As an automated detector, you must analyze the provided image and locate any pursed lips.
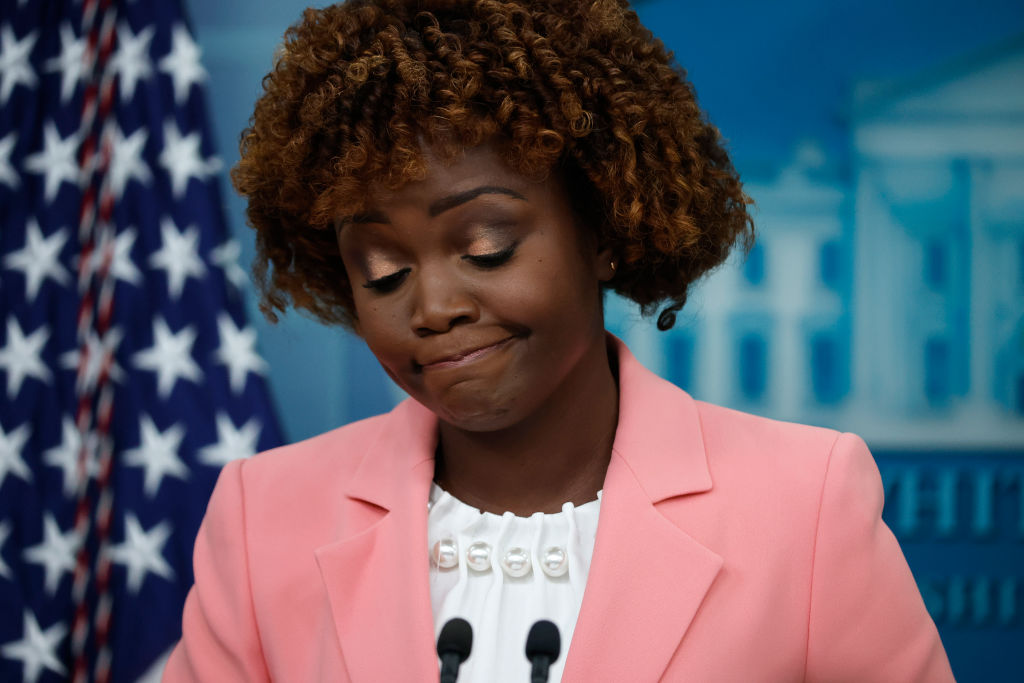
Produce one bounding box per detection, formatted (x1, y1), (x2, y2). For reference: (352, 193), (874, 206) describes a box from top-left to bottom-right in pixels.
(416, 335), (518, 371)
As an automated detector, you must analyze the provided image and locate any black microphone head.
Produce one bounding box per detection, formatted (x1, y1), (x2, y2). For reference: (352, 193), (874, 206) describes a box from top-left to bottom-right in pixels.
(437, 617), (473, 662)
(525, 620), (561, 662)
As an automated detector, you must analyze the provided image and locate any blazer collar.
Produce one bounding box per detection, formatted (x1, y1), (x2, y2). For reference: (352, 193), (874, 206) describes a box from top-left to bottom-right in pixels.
(314, 399), (439, 681)
(344, 396), (438, 510)
(606, 334), (712, 501)
(315, 334), (719, 681)
(562, 336), (721, 681)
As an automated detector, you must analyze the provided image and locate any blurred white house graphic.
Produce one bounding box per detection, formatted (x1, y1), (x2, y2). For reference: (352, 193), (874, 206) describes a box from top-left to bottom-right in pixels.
(608, 34), (1024, 449)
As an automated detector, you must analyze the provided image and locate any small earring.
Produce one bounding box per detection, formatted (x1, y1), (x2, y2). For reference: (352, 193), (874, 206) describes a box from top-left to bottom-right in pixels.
(609, 261), (617, 272)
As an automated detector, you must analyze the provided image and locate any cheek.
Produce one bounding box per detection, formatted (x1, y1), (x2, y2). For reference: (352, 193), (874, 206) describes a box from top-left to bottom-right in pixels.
(353, 303), (406, 360)
(526, 246), (602, 312)
(479, 264), (600, 342)
(482, 262), (565, 320)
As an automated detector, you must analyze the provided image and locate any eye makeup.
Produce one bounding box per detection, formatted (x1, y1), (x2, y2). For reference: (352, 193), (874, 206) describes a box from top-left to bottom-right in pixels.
(456, 216), (521, 268)
(362, 267), (410, 292)
(464, 227), (511, 254)
(349, 216), (524, 293)
(462, 241), (518, 267)
(362, 251), (405, 282)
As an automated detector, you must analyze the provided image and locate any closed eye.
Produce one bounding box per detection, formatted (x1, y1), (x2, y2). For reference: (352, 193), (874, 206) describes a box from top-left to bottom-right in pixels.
(462, 242), (517, 268)
(362, 267), (411, 292)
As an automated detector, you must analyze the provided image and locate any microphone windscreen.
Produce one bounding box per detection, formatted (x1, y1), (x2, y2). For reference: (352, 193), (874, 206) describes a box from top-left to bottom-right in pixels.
(525, 620), (561, 661)
(437, 618), (473, 661)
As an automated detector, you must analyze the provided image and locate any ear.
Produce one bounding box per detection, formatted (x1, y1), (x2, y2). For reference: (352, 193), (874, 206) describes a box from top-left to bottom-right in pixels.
(594, 244), (616, 283)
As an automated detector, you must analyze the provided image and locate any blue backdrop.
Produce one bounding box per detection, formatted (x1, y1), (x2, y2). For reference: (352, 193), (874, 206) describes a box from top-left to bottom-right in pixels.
(186, 1), (1024, 680)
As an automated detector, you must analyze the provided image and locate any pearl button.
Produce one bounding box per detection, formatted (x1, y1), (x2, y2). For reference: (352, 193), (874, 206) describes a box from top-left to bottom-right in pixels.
(501, 546), (531, 578)
(466, 541), (492, 571)
(432, 537), (459, 569)
(540, 546), (568, 578)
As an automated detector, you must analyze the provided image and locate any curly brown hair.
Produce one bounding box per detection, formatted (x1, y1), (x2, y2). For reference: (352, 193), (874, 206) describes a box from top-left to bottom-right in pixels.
(232, 0), (753, 330)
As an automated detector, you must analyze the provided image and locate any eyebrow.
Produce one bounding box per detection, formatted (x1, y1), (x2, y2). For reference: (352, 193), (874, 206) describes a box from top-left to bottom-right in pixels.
(340, 185), (528, 227)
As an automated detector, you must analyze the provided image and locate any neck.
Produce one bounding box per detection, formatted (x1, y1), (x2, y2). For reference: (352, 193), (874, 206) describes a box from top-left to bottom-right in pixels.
(434, 335), (618, 516)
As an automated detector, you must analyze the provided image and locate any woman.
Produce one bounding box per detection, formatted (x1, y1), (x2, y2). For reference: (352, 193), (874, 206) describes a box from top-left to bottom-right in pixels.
(165, 1), (954, 681)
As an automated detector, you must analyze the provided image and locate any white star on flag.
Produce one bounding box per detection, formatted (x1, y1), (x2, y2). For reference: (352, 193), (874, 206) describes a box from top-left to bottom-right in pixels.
(158, 23), (207, 105)
(133, 318), (203, 398)
(22, 514), (80, 596)
(59, 327), (125, 394)
(0, 131), (18, 189)
(158, 119), (220, 197)
(108, 124), (152, 199)
(44, 22), (87, 104)
(215, 313), (267, 394)
(81, 225), (142, 287)
(149, 217), (206, 298)
(43, 417), (99, 498)
(2, 220), (70, 301)
(107, 514), (174, 594)
(109, 22), (154, 102)
(22, 121), (80, 202)
(198, 413), (261, 467)
(0, 611), (67, 683)
(0, 422), (32, 488)
(211, 239), (247, 290)
(0, 317), (51, 399)
(0, 25), (37, 104)
(124, 416), (189, 497)
(0, 520), (13, 579)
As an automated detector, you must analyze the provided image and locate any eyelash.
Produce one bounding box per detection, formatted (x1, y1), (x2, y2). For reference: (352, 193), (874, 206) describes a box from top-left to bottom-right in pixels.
(361, 243), (518, 293)
(462, 242), (517, 268)
(362, 268), (410, 292)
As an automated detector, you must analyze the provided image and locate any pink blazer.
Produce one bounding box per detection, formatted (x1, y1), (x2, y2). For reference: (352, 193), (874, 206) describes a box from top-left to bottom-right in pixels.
(164, 339), (954, 682)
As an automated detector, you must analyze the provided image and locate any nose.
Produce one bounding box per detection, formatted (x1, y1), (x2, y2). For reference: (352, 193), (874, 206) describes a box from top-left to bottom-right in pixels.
(409, 265), (478, 335)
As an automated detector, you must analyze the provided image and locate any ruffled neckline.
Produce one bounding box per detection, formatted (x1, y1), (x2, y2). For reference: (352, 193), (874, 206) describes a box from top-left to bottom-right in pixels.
(428, 482), (603, 519)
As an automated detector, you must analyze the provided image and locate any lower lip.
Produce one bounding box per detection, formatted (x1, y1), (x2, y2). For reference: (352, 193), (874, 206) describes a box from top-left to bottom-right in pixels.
(422, 337), (517, 372)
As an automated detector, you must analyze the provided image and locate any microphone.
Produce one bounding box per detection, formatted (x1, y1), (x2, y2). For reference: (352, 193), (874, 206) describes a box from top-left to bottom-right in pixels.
(437, 617), (473, 683)
(525, 620), (561, 683)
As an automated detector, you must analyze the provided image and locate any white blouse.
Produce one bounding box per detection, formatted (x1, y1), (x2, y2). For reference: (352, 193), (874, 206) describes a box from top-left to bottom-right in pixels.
(427, 483), (602, 683)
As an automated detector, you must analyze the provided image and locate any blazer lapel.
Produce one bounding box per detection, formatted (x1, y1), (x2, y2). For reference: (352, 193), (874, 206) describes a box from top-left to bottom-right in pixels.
(314, 400), (441, 682)
(562, 338), (723, 681)
(561, 451), (723, 681)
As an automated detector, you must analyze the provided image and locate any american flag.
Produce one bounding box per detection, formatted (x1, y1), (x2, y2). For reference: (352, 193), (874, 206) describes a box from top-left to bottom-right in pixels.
(0, 1), (284, 681)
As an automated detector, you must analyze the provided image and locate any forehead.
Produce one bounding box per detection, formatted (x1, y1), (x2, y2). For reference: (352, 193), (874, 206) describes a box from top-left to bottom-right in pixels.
(366, 143), (536, 209)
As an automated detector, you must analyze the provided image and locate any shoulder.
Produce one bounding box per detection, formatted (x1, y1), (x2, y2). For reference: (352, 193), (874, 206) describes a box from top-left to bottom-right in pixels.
(195, 408), (403, 577)
(222, 410), (393, 508)
(690, 399), (876, 508)
(613, 337), (867, 506)
(674, 399), (888, 582)
(250, 410), (389, 474)
(693, 399), (843, 464)
(614, 336), (853, 486)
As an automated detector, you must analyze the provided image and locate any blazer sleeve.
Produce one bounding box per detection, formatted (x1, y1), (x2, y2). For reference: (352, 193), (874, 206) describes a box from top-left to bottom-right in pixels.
(804, 433), (955, 682)
(163, 459), (270, 682)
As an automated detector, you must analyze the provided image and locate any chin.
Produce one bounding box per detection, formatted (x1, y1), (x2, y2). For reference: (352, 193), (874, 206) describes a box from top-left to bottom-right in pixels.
(398, 368), (520, 431)
(428, 385), (526, 433)
(434, 400), (517, 433)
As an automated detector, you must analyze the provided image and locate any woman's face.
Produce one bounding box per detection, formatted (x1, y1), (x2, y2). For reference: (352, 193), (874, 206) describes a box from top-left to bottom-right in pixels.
(336, 142), (613, 432)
